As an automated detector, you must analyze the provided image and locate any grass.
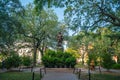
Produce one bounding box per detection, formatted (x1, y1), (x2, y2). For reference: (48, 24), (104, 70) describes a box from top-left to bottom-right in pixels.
(92, 73), (120, 80)
(0, 72), (41, 80)
(75, 63), (88, 68)
(75, 63), (120, 80)
(80, 72), (120, 80)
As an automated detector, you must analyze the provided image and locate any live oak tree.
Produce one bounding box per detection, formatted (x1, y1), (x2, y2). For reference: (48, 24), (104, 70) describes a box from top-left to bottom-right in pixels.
(64, 0), (120, 30)
(34, 0), (120, 31)
(20, 4), (58, 66)
(34, 0), (120, 71)
(0, 0), (23, 54)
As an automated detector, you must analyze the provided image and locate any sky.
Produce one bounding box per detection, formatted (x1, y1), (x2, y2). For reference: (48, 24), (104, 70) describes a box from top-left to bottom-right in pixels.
(20, 0), (64, 21)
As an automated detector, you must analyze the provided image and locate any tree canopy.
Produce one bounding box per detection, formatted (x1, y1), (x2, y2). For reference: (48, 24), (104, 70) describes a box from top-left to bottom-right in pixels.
(34, 0), (120, 32)
(19, 4), (59, 66)
(0, 0), (23, 54)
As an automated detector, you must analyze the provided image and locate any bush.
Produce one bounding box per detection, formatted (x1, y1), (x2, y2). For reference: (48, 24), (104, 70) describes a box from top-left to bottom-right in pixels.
(42, 55), (49, 67)
(112, 64), (120, 69)
(21, 56), (32, 66)
(42, 50), (76, 68)
(102, 53), (114, 70)
(65, 57), (76, 68)
(4, 53), (21, 69)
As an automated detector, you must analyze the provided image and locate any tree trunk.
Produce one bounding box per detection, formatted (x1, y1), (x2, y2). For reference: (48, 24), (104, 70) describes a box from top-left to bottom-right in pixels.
(33, 46), (37, 67)
(81, 46), (85, 65)
(81, 54), (85, 65)
(33, 38), (37, 67)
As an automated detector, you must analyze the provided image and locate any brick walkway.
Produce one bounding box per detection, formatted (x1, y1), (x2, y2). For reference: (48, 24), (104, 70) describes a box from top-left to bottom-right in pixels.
(41, 68), (78, 80)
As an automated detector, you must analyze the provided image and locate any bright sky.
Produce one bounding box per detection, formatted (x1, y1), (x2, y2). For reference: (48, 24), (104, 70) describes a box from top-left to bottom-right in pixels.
(20, 0), (64, 21)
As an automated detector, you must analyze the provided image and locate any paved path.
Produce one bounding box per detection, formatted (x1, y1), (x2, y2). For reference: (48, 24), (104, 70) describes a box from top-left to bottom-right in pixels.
(41, 68), (78, 80)
(1, 67), (120, 80)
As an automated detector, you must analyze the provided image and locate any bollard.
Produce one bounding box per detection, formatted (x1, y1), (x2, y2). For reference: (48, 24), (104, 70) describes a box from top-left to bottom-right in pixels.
(32, 72), (34, 80)
(31, 66), (33, 72)
(88, 66), (91, 80)
(44, 67), (46, 74)
(40, 68), (42, 78)
(73, 67), (75, 73)
(78, 69), (81, 79)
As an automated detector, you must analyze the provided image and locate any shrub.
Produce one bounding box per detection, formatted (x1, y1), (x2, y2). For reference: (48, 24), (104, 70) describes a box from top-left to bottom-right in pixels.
(4, 53), (21, 69)
(102, 53), (114, 70)
(65, 57), (76, 68)
(42, 50), (76, 68)
(21, 56), (32, 67)
(42, 55), (50, 67)
(112, 64), (120, 69)
(63, 52), (72, 58)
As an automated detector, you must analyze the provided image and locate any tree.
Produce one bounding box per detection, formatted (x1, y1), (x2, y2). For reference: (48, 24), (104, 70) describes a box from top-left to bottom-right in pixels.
(105, 30), (120, 63)
(68, 31), (95, 65)
(64, 0), (120, 29)
(20, 4), (58, 66)
(34, 0), (120, 31)
(34, 0), (120, 68)
(0, 0), (23, 54)
(87, 27), (115, 73)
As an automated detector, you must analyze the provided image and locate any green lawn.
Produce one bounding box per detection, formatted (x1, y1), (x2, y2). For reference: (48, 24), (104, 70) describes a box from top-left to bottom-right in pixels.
(0, 72), (41, 80)
(92, 73), (120, 80)
(80, 73), (120, 80)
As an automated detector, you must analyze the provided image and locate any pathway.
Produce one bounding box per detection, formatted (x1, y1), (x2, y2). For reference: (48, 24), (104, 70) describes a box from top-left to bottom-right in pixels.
(41, 68), (78, 80)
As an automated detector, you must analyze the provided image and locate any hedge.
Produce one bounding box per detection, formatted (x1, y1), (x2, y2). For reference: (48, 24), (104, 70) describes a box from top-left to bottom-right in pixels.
(42, 50), (76, 68)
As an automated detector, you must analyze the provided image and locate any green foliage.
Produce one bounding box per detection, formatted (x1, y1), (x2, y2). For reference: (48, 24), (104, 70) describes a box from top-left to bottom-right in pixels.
(19, 4), (59, 66)
(4, 53), (21, 69)
(34, 0), (120, 31)
(65, 57), (76, 67)
(102, 53), (114, 70)
(0, 0), (23, 53)
(65, 48), (79, 58)
(21, 56), (32, 66)
(41, 55), (49, 67)
(112, 64), (120, 69)
(42, 50), (76, 68)
(87, 52), (98, 66)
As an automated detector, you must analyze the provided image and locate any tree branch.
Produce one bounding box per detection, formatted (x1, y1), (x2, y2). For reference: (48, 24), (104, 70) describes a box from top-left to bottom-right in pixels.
(97, 4), (120, 26)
